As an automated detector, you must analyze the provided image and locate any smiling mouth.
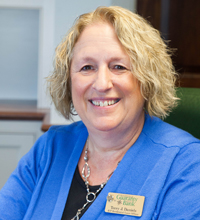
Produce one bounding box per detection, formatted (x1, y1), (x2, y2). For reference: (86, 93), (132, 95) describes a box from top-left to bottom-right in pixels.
(90, 99), (120, 107)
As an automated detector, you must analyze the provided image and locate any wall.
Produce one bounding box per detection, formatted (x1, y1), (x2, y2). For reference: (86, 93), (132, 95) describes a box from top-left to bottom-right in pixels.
(51, 0), (137, 124)
(0, 8), (39, 100)
(0, 0), (55, 108)
(111, 0), (136, 10)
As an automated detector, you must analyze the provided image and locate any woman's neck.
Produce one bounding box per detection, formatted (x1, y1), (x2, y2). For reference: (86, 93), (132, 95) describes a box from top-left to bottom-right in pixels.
(78, 111), (145, 185)
(88, 111), (145, 154)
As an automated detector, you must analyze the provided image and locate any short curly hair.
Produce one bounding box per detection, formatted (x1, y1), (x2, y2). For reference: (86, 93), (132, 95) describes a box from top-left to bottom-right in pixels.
(47, 6), (178, 120)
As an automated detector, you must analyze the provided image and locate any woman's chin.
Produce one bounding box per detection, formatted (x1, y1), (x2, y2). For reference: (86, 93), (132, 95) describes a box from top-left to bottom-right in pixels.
(87, 119), (120, 133)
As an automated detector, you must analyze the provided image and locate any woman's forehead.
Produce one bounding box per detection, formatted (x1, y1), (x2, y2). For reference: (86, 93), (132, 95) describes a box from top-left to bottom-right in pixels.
(72, 23), (128, 59)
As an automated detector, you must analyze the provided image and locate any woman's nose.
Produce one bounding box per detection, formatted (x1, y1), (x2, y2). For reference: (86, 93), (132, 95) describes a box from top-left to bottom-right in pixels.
(92, 67), (113, 92)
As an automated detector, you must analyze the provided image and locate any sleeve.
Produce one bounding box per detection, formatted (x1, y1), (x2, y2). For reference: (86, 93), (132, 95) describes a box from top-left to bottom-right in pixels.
(0, 132), (48, 220)
(153, 142), (200, 220)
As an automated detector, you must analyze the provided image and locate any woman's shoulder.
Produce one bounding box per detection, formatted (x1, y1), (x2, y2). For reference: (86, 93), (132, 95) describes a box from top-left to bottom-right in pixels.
(26, 121), (88, 165)
(31, 121), (86, 150)
(142, 114), (200, 150)
(41, 121), (86, 142)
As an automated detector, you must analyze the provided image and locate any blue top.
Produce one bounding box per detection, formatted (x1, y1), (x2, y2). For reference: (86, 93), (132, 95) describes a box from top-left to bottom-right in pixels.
(0, 114), (200, 220)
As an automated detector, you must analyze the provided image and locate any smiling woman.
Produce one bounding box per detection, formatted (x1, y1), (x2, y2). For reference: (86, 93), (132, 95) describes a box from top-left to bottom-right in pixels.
(70, 22), (144, 135)
(0, 5), (200, 220)
(49, 6), (178, 120)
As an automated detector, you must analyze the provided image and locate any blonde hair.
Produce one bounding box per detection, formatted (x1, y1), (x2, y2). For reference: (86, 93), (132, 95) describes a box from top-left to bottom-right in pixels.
(47, 6), (178, 120)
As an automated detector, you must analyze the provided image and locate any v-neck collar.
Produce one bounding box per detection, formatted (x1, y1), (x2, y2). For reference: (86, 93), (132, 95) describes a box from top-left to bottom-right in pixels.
(51, 115), (180, 220)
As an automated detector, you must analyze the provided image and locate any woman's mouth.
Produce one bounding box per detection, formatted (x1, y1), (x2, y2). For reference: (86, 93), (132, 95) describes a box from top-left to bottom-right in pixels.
(90, 99), (120, 107)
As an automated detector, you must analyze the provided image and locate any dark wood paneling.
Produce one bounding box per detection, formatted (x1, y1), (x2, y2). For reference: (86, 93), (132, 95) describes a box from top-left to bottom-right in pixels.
(168, 0), (200, 67)
(137, 0), (200, 88)
(177, 73), (200, 88)
(137, 0), (161, 30)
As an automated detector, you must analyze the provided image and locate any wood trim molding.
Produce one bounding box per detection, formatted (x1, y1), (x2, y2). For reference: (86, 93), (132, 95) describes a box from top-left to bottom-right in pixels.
(0, 100), (51, 132)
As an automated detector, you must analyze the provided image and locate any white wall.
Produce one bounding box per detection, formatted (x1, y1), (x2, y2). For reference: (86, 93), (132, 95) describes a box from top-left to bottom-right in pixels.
(111, 0), (136, 10)
(0, 8), (39, 100)
(54, 0), (113, 47)
(0, 0), (55, 108)
(50, 0), (137, 124)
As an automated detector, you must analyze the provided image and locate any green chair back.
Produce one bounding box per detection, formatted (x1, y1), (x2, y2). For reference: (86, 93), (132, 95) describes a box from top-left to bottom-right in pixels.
(164, 88), (200, 139)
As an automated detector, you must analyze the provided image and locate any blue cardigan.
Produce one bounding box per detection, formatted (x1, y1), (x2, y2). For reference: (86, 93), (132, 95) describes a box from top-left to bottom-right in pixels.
(0, 114), (200, 220)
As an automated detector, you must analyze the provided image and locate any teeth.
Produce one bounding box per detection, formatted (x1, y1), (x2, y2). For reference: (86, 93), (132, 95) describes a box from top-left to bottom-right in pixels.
(91, 100), (118, 106)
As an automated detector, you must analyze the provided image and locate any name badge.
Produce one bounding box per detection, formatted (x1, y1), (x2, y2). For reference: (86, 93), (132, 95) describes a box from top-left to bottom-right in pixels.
(105, 192), (145, 217)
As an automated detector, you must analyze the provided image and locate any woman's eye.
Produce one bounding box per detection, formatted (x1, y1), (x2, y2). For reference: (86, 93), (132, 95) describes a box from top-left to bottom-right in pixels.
(80, 65), (94, 71)
(114, 65), (126, 70)
(111, 65), (128, 73)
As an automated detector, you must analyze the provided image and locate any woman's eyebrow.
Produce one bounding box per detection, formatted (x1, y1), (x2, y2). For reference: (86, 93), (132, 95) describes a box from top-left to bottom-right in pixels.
(80, 56), (127, 62)
(74, 56), (96, 63)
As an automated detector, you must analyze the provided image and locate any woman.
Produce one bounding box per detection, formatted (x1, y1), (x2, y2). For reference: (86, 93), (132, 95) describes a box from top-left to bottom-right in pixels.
(0, 6), (200, 220)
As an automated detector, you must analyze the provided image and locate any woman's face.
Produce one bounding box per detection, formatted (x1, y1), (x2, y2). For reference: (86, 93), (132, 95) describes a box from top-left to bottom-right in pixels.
(70, 22), (145, 134)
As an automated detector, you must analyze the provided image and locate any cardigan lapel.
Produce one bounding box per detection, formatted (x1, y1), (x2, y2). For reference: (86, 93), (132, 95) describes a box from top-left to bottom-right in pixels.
(51, 126), (88, 220)
(81, 131), (179, 220)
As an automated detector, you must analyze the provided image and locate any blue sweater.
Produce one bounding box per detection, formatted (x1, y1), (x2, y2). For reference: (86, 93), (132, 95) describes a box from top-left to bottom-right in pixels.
(0, 114), (200, 220)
